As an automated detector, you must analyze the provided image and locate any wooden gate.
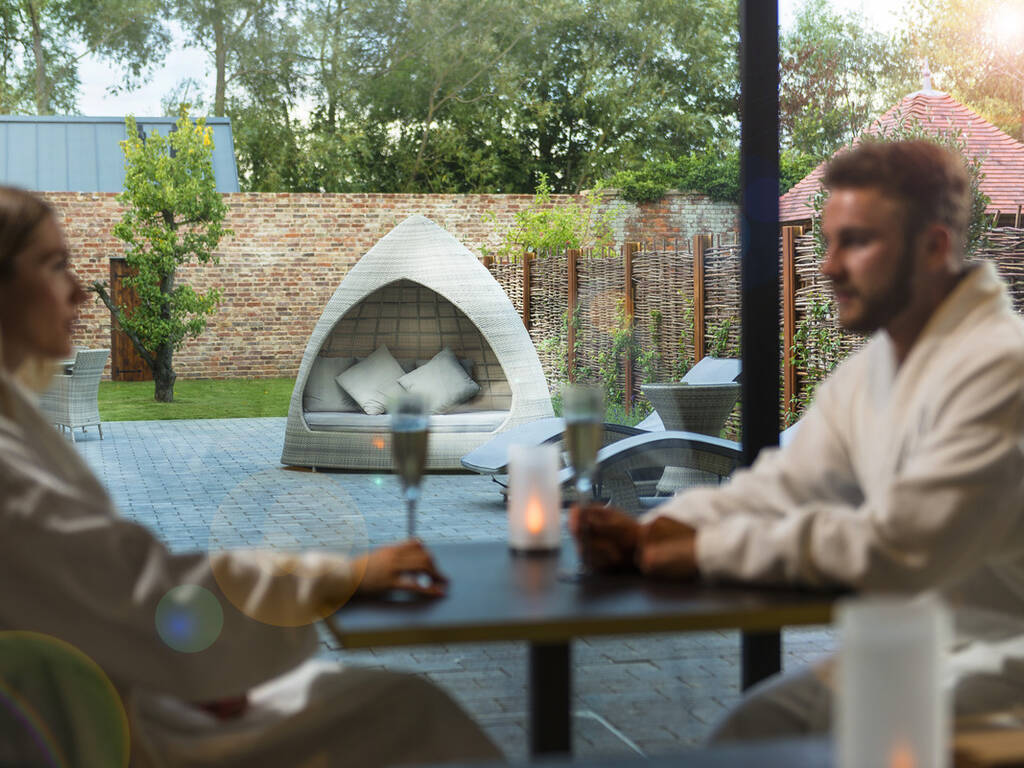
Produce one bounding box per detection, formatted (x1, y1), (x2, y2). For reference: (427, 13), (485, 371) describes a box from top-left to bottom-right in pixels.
(109, 257), (152, 382)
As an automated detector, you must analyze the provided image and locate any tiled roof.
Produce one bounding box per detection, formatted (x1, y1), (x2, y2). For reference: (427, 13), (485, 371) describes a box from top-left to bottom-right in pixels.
(779, 90), (1024, 223)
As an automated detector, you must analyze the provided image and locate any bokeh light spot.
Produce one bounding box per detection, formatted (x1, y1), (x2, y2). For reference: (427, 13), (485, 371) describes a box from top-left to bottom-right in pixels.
(155, 585), (224, 653)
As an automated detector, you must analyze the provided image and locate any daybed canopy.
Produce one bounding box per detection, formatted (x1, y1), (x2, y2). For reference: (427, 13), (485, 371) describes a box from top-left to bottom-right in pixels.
(281, 214), (553, 470)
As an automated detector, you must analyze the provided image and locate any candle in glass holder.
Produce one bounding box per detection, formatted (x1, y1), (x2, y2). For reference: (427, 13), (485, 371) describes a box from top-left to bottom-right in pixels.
(507, 443), (560, 553)
(836, 595), (950, 768)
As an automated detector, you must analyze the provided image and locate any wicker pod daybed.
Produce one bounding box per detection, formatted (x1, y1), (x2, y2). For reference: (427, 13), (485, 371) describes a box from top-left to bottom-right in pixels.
(281, 214), (553, 471)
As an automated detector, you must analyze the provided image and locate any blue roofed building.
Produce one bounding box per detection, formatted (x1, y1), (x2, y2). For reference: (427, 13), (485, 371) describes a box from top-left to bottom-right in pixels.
(0, 115), (240, 193)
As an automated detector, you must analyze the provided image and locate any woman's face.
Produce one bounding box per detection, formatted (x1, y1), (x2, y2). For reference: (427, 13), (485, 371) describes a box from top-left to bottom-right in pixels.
(0, 216), (86, 369)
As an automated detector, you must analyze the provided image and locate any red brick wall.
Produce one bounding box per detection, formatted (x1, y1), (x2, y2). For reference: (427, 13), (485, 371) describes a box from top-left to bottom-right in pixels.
(49, 191), (737, 380)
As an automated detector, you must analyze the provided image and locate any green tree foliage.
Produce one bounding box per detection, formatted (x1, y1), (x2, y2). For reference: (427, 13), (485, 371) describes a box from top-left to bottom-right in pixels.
(0, 0), (167, 114)
(232, 0), (740, 193)
(902, 0), (1024, 141)
(90, 108), (232, 403)
(608, 147), (818, 203)
(780, 0), (917, 158)
(483, 174), (619, 259)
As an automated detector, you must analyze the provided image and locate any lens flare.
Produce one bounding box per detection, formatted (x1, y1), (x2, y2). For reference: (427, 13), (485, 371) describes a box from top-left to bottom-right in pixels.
(155, 585), (224, 653)
(0, 632), (129, 767)
(208, 470), (368, 627)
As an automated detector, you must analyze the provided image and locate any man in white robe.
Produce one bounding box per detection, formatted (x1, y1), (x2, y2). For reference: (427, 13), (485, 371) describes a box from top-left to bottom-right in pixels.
(574, 139), (1024, 738)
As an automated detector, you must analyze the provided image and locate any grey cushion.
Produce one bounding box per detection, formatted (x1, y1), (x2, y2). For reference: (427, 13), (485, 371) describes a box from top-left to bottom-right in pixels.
(303, 356), (357, 412)
(399, 348), (481, 413)
(336, 345), (406, 415)
(417, 357), (473, 377)
(304, 410), (509, 434)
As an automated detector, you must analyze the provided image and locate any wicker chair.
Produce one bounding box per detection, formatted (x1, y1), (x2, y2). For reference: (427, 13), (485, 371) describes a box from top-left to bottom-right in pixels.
(39, 349), (109, 442)
(281, 215), (553, 471)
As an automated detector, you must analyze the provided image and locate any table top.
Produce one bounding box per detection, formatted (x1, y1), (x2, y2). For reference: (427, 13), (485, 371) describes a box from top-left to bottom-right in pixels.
(440, 738), (830, 767)
(328, 540), (838, 648)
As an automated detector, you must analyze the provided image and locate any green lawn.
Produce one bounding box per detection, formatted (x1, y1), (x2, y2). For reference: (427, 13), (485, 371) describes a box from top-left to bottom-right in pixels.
(98, 378), (295, 421)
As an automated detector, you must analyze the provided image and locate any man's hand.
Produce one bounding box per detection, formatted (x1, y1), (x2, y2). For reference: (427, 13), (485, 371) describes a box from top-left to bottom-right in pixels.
(570, 503), (640, 572)
(353, 539), (449, 597)
(636, 516), (699, 580)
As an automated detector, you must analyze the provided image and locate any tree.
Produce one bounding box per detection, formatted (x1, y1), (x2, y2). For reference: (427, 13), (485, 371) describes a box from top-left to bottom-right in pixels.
(0, 0), (167, 114)
(902, 0), (1024, 141)
(90, 108), (232, 403)
(781, 0), (917, 159)
(287, 0), (740, 194)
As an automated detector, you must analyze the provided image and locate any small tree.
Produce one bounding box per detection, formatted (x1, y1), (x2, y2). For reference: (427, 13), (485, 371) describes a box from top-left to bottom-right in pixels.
(91, 107), (231, 402)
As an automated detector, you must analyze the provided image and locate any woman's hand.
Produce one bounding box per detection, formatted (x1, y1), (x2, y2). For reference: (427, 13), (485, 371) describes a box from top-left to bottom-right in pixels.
(353, 540), (449, 597)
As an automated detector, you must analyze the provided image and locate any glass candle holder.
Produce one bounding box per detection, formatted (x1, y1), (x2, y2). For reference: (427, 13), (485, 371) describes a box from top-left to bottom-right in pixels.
(836, 595), (951, 768)
(507, 443), (560, 553)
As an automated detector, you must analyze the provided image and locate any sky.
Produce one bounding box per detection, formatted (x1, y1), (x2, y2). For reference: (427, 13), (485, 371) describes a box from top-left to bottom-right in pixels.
(76, 0), (905, 117)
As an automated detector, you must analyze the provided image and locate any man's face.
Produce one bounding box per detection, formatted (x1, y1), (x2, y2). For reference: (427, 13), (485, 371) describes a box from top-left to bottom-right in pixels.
(820, 187), (915, 334)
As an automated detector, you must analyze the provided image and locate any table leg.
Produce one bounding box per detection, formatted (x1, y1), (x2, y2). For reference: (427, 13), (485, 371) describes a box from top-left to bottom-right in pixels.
(529, 641), (571, 756)
(741, 630), (782, 690)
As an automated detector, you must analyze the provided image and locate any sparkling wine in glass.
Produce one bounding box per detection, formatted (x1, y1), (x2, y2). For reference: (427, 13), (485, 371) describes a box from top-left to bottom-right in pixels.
(391, 392), (429, 539)
(561, 383), (604, 580)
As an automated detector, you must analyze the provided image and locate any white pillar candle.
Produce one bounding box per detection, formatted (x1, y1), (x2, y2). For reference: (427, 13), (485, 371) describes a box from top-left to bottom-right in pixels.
(507, 443), (560, 552)
(836, 595), (950, 768)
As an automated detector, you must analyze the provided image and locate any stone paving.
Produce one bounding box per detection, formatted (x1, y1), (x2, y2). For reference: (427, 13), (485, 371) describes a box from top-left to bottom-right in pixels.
(72, 417), (836, 762)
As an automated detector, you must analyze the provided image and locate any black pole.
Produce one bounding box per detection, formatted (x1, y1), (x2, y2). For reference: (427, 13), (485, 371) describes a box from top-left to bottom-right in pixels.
(739, 0), (780, 466)
(739, 0), (782, 689)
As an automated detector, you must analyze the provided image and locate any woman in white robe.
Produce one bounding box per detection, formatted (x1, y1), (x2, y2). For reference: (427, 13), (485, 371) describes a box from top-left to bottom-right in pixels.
(0, 186), (501, 767)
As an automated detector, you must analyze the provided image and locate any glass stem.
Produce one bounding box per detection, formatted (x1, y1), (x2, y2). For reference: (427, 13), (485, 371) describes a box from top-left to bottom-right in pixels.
(406, 493), (418, 539)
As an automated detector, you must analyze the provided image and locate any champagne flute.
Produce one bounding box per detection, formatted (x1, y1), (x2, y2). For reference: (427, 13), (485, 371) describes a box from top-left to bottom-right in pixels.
(390, 392), (430, 539)
(561, 383), (604, 580)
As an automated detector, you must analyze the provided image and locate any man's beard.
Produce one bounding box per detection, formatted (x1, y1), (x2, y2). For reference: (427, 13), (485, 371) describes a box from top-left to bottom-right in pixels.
(835, 244), (915, 335)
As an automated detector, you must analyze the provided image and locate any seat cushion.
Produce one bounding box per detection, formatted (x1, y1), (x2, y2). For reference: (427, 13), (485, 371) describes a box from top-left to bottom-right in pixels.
(304, 410), (509, 434)
(303, 356), (358, 412)
(336, 346), (406, 415)
(399, 348), (480, 413)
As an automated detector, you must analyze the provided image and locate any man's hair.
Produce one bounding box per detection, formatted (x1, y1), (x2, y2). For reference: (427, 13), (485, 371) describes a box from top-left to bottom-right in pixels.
(822, 139), (971, 254)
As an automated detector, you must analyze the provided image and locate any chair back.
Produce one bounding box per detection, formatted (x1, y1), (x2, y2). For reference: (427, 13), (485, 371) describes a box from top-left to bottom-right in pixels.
(71, 349), (110, 384)
(681, 357), (741, 385)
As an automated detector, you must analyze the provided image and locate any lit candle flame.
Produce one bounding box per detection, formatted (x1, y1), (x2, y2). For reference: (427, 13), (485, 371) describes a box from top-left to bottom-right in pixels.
(888, 740), (916, 768)
(526, 497), (545, 535)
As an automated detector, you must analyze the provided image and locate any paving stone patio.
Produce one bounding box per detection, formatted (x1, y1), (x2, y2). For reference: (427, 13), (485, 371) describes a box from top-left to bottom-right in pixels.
(72, 417), (836, 762)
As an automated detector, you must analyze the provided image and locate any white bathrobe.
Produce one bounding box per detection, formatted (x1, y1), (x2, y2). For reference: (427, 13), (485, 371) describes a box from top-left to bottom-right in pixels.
(0, 374), (498, 767)
(650, 261), (1024, 702)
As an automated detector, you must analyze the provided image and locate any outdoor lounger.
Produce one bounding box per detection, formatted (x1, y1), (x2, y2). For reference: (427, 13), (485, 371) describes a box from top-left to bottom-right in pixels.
(460, 356), (741, 478)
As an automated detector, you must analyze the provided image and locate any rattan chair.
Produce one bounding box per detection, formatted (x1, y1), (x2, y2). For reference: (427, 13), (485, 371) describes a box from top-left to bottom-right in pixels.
(281, 215), (553, 471)
(39, 349), (109, 442)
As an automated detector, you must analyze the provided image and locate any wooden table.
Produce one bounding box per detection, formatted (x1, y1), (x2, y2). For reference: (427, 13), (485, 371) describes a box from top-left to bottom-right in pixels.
(327, 540), (837, 758)
(441, 738), (831, 767)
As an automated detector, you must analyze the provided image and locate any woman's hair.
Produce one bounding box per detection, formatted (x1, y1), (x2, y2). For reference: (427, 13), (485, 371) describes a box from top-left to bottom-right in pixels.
(0, 186), (60, 392)
(0, 186), (55, 280)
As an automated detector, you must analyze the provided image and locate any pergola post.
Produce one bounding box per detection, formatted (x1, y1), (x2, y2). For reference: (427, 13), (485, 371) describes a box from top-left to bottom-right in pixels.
(739, 0), (781, 691)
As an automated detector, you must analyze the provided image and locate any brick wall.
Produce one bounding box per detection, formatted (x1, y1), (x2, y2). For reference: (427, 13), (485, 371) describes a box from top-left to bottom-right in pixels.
(51, 191), (737, 380)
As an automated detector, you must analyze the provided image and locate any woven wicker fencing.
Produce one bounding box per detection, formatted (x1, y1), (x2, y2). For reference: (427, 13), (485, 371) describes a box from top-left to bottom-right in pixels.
(485, 226), (1024, 426)
(983, 228), (1024, 311)
(633, 243), (695, 385)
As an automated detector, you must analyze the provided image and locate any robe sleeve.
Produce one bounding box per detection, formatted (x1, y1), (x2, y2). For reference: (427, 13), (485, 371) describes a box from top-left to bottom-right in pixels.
(0, 425), (359, 702)
(645, 350), (1024, 592)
